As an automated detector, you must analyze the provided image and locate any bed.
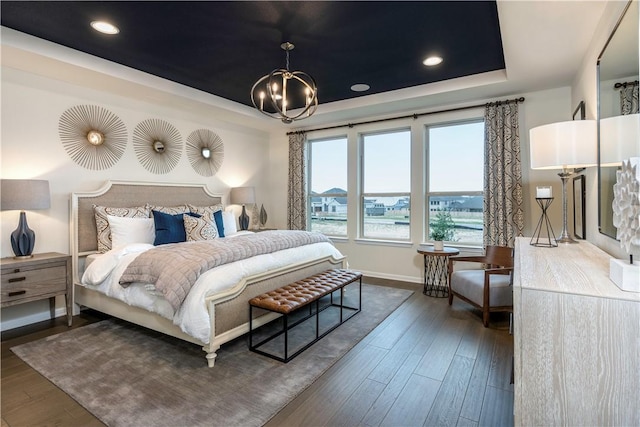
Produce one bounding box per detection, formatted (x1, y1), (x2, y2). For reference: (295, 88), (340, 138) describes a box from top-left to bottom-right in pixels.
(71, 180), (346, 367)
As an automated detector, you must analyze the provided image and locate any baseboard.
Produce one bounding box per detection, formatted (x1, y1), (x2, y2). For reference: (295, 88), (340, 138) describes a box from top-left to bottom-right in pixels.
(358, 269), (421, 285)
(1, 307), (67, 332)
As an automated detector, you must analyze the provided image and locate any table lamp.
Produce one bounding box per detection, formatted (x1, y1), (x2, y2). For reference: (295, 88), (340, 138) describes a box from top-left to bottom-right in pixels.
(230, 186), (255, 231)
(529, 120), (597, 244)
(1, 179), (51, 258)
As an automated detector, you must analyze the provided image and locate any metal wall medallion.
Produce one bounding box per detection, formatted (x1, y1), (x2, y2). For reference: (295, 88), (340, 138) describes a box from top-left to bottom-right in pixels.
(132, 118), (182, 174)
(58, 105), (128, 170)
(186, 129), (224, 176)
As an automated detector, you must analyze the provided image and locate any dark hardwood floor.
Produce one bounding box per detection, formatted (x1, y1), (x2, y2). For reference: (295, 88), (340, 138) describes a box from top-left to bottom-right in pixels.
(1, 279), (513, 427)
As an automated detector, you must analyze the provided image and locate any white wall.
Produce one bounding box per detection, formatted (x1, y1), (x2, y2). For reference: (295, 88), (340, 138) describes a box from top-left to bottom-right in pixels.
(268, 86), (572, 282)
(0, 66), (271, 330)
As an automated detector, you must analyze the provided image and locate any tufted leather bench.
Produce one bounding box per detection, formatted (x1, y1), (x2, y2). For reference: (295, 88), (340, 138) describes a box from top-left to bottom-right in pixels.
(249, 269), (362, 362)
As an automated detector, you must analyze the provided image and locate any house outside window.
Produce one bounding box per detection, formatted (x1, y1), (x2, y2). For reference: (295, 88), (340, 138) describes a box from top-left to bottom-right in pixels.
(427, 120), (484, 245)
(361, 129), (411, 240)
(308, 136), (348, 237)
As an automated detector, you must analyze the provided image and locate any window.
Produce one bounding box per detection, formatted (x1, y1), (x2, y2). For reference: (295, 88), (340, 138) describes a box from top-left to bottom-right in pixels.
(427, 121), (484, 244)
(361, 129), (411, 240)
(308, 137), (348, 236)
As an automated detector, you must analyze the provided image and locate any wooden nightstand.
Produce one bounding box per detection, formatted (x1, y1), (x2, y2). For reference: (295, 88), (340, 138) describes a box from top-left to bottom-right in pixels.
(1, 252), (72, 326)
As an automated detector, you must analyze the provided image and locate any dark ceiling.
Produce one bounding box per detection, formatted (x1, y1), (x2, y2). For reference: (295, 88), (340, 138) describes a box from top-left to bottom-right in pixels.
(1, 1), (505, 109)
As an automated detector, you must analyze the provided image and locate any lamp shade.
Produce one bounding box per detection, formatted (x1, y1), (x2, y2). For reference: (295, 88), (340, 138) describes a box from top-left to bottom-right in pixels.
(599, 114), (640, 166)
(1, 179), (51, 211)
(529, 120), (597, 170)
(230, 186), (255, 205)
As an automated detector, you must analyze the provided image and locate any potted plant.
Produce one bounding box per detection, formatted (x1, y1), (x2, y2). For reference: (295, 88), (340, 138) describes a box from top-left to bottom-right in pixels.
(430, 210), (456, 251)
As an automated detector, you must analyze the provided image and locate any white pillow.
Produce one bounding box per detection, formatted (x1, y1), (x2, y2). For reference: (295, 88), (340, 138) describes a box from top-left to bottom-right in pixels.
(107, 215), (155, 249)
(222, 211), (237, 235)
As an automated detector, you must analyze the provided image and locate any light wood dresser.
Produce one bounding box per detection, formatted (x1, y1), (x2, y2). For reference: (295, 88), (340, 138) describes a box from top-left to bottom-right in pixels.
(513, 237), (639, 426)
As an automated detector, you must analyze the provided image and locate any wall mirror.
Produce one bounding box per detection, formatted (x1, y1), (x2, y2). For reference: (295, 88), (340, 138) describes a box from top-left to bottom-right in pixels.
(597, 0), (639, 238)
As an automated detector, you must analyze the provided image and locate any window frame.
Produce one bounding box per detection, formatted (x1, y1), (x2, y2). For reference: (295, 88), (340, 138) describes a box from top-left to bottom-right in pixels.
(424, 118), (485, 246)
(359, 127), (412, 241)
(306, 135), (349, 237)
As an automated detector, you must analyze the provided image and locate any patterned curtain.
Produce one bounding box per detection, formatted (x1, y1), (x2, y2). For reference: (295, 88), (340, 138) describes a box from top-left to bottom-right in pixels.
(483, 102), (524, 247)
(620, 83), (639, 115)
(287, 132), (307, 230)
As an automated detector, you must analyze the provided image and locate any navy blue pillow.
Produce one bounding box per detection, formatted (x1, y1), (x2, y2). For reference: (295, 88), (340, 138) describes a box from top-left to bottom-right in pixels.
(152, 210), (200, 245)
(213, 210), (225, 238)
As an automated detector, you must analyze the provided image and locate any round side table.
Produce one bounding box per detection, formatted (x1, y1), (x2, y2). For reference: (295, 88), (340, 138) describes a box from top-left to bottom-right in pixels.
(417, 247), (460, 297)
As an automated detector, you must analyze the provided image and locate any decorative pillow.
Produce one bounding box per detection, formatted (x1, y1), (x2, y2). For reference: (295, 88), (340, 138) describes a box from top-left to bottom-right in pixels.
(93, 204), (150, 253)
(107, 215), (155, 249)
(184, 214), (217, 241)
(188, 204), (224, 236)
(213, 210), (225, 237)
(152, 210), (200, 245)
(222, 210), (237, 235)
(149, 205), (190, 215)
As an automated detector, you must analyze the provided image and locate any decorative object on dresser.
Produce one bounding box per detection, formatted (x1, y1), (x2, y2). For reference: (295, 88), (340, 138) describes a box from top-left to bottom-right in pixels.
(58, 104), (128, 170)
(186, 128), (224, 176)
(250, 203), (260, 230)
(230, 186), (255, 231)
(529, 120), (597, 244)
(513, 237), (639, 426)
(251, 41), (318, 124)
(448, 245), (514, 327)
(259, 204), (268, 228)
(1, 179), (50, 258)
(530, 193), (556, 248)
(1, 252), (72, 326)
(610, 157), (640, 291)
(132, 118), (182, 174)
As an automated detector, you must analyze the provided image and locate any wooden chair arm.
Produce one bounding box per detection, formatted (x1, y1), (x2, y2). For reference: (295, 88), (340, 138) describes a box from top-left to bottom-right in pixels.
(448, 255), (487, 263)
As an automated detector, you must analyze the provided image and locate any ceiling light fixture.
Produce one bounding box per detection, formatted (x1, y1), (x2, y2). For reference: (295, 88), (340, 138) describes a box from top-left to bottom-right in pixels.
(351, 84), (370, 92)
(251, 42), (318, 124)
(423, 56), (443, 66)
(90, 21), (119, 35)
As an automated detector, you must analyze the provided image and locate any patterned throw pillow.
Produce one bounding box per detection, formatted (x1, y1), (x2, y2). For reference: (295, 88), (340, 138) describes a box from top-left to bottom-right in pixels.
(188, 204), (224, 236)
(183, 214), (217, 241)
(148, 205), (190, 215)
(93, 204), (150, 253)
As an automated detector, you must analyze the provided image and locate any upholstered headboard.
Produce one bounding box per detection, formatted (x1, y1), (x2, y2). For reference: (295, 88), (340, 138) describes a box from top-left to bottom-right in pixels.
(70, 180), (223, 281)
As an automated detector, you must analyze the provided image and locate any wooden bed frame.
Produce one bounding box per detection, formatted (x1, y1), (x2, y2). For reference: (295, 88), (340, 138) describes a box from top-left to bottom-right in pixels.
(70, 180), (346, 367)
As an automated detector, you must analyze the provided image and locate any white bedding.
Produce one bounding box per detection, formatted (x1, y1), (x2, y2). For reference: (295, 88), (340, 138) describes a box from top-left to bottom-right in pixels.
(81, 236), (343, 344)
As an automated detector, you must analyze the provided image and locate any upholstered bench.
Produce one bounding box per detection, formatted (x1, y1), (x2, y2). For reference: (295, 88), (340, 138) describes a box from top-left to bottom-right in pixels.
(248, 269), (362, 362)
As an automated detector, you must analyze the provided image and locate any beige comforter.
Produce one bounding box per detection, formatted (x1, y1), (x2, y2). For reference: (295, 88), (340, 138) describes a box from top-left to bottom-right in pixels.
(119, 230), (330, 310)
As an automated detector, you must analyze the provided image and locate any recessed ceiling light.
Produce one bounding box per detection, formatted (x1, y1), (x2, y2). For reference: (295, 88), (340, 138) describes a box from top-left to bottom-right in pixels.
(351, 83), (370, 92)
(90, 21), (120, 35)
(423, 56), (443, 66)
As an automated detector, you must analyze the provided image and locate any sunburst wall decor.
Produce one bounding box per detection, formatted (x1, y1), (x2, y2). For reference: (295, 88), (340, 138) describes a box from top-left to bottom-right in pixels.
(132, 118), (182, 174)
(186, 129), (224, 176)
(58, 105), (128, 170)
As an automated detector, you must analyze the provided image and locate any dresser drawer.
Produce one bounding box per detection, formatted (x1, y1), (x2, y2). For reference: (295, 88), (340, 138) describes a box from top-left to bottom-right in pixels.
(1, 265), (67, 304)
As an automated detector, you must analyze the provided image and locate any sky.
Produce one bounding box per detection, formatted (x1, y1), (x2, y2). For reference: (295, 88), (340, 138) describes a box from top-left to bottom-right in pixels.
(310, 121), (484, 194)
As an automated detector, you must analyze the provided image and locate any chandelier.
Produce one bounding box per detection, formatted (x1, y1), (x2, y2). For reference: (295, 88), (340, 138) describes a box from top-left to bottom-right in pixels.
(251, 42), (318, 124)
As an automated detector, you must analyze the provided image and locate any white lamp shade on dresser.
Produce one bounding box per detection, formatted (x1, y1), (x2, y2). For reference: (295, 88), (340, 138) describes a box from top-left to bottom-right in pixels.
(529, 120), (597, 169)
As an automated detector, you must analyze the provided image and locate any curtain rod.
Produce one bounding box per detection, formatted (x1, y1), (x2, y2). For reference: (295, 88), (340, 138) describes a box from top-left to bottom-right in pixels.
(286, 96), (525, 135)
(614, 80), (639, 89)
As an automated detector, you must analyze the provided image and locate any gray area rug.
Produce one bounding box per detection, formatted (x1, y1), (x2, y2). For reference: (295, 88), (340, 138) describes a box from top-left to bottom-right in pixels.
(11, 283), (412, 427)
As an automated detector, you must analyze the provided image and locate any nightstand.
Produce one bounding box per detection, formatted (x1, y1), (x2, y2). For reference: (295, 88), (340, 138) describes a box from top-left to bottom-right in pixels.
(1, 252), (72, 326)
